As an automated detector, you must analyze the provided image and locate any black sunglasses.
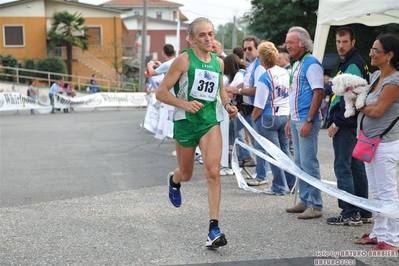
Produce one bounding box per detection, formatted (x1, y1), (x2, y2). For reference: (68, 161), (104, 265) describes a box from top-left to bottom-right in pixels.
(244, 46), (253, 52)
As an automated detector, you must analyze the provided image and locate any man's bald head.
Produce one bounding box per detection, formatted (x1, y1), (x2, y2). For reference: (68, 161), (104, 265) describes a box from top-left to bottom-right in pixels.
(212, 40), (224, 55)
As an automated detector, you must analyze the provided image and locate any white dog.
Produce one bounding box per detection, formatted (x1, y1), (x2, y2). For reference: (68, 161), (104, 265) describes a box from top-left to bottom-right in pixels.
(332, 73), (369, 118)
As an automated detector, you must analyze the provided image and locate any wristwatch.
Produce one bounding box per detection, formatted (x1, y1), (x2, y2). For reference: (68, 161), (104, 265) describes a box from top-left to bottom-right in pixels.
(332, 123), (339, 129)
(238, 88), (242, 95)
(306, 117), (314, 123)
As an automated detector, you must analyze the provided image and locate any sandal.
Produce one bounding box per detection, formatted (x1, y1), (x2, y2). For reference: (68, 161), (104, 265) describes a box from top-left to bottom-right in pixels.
(371, 241), (399, 251)
(355, 233), (378, 245)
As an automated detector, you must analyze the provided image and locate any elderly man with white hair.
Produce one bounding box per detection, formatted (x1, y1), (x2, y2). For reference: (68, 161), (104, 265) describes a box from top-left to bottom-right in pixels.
(284, 26), (324, 219)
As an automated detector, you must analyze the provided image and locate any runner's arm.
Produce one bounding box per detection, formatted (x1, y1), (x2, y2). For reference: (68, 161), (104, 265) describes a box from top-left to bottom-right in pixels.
(156, 53), (204, 114)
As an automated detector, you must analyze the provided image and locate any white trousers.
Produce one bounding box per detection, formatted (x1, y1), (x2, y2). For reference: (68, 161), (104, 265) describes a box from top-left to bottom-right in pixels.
(366, 138), (399, 246)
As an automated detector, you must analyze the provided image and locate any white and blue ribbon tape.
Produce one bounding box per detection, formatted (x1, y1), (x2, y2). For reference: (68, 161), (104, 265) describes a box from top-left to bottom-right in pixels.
(231, 114), (399, 221)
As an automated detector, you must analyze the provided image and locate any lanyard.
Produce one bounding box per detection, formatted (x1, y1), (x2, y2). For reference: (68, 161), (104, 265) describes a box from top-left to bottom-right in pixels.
(289, 52), (310, 87)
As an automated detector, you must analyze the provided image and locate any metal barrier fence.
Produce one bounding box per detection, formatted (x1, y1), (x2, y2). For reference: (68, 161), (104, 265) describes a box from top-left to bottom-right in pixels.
(0, 66), (139, 92)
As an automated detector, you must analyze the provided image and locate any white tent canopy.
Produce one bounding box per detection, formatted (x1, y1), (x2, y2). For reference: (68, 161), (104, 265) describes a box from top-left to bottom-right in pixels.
(313, 0), (399, 62)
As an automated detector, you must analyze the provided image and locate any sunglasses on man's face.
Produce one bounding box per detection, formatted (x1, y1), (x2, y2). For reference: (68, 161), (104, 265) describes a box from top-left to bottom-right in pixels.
(244, 46), (253, 52)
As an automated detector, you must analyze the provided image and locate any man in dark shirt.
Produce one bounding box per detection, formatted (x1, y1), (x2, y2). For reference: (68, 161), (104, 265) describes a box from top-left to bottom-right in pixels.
(326, 26), (372, 226)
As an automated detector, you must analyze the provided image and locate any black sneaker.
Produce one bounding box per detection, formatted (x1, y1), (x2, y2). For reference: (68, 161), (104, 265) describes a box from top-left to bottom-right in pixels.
(327, 212), (363, 226)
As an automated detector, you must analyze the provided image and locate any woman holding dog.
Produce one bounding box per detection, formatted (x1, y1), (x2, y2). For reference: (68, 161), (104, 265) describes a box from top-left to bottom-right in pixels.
(354, 34), (399, 251)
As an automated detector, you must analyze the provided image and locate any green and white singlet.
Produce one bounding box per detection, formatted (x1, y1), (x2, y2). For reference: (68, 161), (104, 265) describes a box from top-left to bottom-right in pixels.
(173, 49), (224, 124)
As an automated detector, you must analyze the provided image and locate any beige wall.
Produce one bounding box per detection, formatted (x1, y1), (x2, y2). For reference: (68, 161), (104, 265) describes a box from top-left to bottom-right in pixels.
(0, 17), (47, 60)
(85, 17), (124, 67)
(0, 0), (124, 78)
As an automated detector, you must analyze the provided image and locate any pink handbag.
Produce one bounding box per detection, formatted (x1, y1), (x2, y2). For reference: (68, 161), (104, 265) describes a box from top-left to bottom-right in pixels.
(352, 130), (380, 163)
(353, 115), (399, 163)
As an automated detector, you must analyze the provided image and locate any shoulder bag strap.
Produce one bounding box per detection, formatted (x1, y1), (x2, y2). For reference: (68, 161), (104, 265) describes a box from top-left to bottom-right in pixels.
(359, 114), (365, 130)
(380, 116), (399, 138)
(359, 114), (399, 138)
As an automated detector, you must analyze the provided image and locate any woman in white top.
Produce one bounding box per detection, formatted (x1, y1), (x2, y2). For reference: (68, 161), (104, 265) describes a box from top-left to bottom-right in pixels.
(354, 33), (399, 251)
(252, 41), (296, 195)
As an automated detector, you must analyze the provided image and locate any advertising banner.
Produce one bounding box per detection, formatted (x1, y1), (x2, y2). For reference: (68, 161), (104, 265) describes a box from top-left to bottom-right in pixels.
(0, 92), (51, 112)
(54, 92), (148, 109)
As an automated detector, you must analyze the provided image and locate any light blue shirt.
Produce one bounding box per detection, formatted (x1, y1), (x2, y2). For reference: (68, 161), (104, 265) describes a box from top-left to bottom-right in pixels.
(289, 55), (324, 121)
(155, 58), (175, 75)
(49, 82), (62, 94)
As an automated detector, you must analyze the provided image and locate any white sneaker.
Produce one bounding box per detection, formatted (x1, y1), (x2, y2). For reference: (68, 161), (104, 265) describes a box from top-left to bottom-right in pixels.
(194, 153), (203, 164)
(219, 167), (234, 176)
(247, 171), (272, 179)
(249, 173), (257, 179)
(246, 178), (268, 186)
(264, 188), (284, 196)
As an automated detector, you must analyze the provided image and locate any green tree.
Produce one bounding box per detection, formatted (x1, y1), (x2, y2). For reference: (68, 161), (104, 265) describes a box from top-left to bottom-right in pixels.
(246, 0), (399, 74)
(246, 0), (318, 44)
(215, 19), (251, 51)
(327, 24), (399, 75)
(216, 24), (233, 50)
(47, 11), (89, 80)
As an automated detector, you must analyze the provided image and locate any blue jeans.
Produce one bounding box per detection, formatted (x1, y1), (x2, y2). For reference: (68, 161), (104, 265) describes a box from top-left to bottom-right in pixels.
(333, 126), (372, 218)
(49, 93), (54, 112)
(229, 113), (253, 160)
(255, 115), (296, 194)
(229, 112), (269, 180)
(291, 120), (323, 210)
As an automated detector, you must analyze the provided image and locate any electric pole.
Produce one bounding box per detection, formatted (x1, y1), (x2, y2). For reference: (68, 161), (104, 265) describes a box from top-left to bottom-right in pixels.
(139, 0), (148, 92)
(232, 16), (237, 48)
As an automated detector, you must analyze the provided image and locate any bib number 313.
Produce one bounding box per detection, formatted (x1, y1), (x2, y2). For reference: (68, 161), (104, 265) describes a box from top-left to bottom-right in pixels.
(190, 69), (219, 101)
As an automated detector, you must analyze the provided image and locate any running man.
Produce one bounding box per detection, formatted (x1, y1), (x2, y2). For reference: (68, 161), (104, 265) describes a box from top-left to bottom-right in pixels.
(156, 17), (238, 248)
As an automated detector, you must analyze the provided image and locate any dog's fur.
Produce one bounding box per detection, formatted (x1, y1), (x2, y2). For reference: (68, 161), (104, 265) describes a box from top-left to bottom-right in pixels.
(332, 73), (369, 118)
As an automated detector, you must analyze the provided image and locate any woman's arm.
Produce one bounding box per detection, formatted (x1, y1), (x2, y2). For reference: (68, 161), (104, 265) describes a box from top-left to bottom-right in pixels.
(252, 81), (268, 121)
(360, 83), (399, 118)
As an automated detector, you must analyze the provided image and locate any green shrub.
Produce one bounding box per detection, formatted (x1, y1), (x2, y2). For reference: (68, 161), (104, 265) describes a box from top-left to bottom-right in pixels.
(36, 56), (67, 81)
(0, 54), (18, 82)
(20, 58), (37, 83)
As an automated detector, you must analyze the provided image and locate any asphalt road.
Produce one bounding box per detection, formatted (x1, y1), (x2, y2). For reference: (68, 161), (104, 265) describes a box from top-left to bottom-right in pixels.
(0, 107), (187, 207)
(0, 107), (335, 208)
(0, 107), (397, 266)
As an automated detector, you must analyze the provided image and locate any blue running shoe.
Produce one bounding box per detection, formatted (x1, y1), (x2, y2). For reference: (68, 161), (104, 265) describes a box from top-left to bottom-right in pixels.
(206, 227), (227, 248)
(168, 172), (181, 207)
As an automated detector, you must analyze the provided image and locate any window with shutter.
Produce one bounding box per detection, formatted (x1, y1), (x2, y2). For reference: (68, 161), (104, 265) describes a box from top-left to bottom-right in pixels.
(3, 25), (25, 47)
(86, 26), (102, 46)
